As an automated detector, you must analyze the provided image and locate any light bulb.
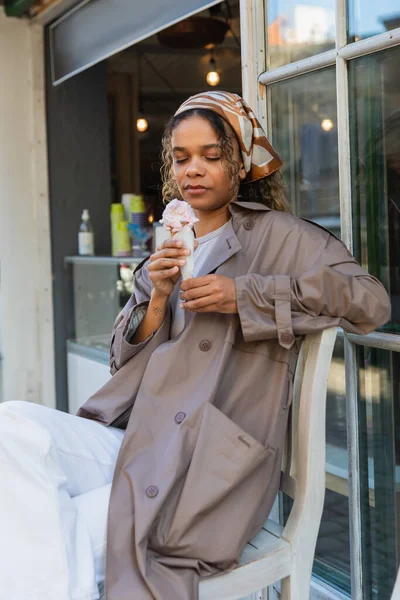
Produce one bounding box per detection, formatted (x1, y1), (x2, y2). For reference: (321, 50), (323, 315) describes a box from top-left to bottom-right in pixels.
(136, 117), (148, 132)
(206, 70), (220, 86)
(206, 56), (220, 87)
(321, 118), (333, 132)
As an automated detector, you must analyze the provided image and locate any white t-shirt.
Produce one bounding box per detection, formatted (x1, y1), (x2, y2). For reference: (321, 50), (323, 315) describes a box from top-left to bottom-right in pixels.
(170, 220), (232, 339)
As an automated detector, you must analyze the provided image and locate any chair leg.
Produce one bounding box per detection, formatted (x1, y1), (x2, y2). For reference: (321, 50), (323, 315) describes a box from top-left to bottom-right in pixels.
(280, 559), (313, 600)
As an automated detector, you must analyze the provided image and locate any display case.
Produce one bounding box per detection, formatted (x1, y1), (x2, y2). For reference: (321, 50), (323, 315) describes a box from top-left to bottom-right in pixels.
(64, 255), (147, 414)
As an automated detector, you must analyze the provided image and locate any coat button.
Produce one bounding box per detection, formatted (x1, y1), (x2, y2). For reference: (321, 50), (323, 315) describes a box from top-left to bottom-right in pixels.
(146, 486), (159, 498)
(281, 332), (294, 345)
(199, 340), (212, 352)
(175, 412), (186, 424)
(243, 219), (254, 230)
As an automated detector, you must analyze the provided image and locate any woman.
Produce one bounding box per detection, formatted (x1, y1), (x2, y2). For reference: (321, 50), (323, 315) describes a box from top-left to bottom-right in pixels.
(0, 92), (390, 600)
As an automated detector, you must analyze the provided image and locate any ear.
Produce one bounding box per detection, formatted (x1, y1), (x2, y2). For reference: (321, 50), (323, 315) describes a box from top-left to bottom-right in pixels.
(238, 162), (246, 182)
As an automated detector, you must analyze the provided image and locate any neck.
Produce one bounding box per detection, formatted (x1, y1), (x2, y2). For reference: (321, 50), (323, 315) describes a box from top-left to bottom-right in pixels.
(193, 206), (230, 238)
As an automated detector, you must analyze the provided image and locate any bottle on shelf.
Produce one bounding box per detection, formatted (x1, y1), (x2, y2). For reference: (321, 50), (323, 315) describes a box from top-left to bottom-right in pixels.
(128, 194), (150, 257)
(110, 203), (125, 257)
(78, 209), (95, 256)
(116, 221), (132, 257)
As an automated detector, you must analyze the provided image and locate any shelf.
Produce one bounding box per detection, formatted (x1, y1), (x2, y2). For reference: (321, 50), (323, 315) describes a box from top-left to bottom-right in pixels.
(64, 254), (148, 266)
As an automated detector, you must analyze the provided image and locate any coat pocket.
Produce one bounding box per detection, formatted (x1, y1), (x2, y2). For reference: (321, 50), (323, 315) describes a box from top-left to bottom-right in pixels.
(162, 402), (275, 553)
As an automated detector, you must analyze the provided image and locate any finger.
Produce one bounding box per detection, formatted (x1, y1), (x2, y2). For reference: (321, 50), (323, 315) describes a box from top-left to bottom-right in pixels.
(188, 304), (219, 313)
(149, 266), (179, 281)
(171, 271), (182, 285)
(180, 295), (217, 311)
(157, 239), (184, 252)
(148, 257), (186, 271)
(150, 247), (190, 262)
(180, 275), (216, 291)
(180, 285), (213, 302)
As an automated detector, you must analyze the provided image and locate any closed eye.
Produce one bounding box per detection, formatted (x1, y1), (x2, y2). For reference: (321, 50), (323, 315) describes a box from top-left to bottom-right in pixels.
(205, 156), (221, 161)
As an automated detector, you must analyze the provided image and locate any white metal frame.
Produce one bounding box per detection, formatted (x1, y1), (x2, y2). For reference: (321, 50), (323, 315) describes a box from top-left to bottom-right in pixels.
(240, 1), (400, 599)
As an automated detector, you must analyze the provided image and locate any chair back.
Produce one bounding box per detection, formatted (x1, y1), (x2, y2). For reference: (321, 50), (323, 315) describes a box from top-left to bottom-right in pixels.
(280, 327), (337, 544)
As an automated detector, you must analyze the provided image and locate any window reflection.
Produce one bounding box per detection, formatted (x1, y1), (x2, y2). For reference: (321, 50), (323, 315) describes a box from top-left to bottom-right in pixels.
(270, 68), (340, 234)
(267, 0), (335, 69)
(70, 262), (134, 351)
(356, 346), (400, 600)
(314, 339), (351, 593)
(348, 0), (400, 42)
(349, 47), (400, 331)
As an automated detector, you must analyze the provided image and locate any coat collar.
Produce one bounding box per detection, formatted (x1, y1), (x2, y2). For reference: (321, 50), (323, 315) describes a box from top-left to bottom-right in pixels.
(229, 199), (272, 214)
(170, 200), (270, 321)
(177, 218), (243, 330)
(194, 218), (242, 279)
(191, 200), (270, 278)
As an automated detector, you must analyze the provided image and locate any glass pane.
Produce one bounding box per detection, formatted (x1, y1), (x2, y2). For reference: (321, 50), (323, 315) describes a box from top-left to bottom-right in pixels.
(267, 0), (335, 70)
(349, 47), (400, 333)
(68, 261), (135, 352)
(314, 338), (351, 594)
(270, 67), (340, 234)
(348, 0), (400, 43)
(282, 339), (352, 594)
(356, 346), (400, 600)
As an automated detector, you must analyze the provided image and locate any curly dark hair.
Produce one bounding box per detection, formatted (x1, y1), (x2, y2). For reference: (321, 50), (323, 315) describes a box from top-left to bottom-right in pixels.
(160, 108), (290, 212)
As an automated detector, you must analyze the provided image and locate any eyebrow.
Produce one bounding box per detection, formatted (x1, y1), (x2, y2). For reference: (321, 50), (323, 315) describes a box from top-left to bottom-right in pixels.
(172, 143), (220, 152)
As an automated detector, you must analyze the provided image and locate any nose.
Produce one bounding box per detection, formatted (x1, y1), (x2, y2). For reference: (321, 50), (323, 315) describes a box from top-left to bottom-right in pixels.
(185, 158), (205, 178)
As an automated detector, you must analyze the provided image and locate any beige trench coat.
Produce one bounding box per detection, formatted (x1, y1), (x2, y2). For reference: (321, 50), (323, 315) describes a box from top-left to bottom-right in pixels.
(78, 200), (390, 600)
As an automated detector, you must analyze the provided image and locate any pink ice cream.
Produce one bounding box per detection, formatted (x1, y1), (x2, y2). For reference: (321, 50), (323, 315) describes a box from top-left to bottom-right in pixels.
(159, 199), (199, 280)
(160, 199), (199, 234)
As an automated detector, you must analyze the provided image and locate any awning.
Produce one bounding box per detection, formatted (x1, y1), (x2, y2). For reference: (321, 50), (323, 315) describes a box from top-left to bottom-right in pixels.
(49, 0), (223, 85)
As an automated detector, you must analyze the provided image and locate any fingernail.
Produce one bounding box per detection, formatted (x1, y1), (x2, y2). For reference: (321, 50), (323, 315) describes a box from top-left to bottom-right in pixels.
(179, 260), (186, 265)
(179, 303), (184, 309)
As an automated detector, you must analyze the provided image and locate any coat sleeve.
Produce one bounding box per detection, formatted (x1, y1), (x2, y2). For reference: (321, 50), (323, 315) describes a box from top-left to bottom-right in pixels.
(109, 261), (169, 374)
(235, 233), (391, 349)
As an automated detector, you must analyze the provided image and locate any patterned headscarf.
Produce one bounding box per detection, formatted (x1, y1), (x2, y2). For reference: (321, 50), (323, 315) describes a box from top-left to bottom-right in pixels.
(174, 91), (283, 183)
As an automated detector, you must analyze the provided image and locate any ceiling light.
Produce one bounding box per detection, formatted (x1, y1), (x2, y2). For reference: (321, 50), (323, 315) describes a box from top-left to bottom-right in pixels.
(206, 56), (220, 87)
(321, 118), (334, 132)
(137, 118), (149, 133)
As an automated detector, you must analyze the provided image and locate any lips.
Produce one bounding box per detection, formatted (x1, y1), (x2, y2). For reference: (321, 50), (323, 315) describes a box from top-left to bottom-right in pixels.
(185, 186), (208, 195)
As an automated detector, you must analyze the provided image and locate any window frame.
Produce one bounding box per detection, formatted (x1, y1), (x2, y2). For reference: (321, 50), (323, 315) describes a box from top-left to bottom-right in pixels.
(239, 1), (400, 598)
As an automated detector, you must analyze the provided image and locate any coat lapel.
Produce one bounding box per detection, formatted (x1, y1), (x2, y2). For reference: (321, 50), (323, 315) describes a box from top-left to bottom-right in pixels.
(182, 219), (242, 329)
(194, 218), (243, 279)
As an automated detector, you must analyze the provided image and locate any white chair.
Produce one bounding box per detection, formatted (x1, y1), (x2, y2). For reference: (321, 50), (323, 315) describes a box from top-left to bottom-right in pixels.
(199, 327), (338, 600)
(94, 327), (337, 600)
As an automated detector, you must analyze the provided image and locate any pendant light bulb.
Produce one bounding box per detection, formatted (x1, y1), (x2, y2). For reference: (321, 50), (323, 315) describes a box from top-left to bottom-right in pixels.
(206, 56), (220, 87)
(321, 118), (333, 132)
(136, 117), (148, 133)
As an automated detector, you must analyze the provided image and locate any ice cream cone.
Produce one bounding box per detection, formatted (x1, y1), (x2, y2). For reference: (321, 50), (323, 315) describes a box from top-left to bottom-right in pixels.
(160, 199), (199, 280)
(173, 225), (194, 280)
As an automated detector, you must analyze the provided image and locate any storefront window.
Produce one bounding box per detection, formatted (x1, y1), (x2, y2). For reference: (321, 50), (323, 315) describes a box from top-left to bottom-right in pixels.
(267, 0), (335, 69)
(349, 46), (400, 332)
(314, 340), (351, 594)
(264, 1), (400, 598)
(356, 346), (400, 600)
(348, 0), (400, 43)
(270, 67), (339, 232)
